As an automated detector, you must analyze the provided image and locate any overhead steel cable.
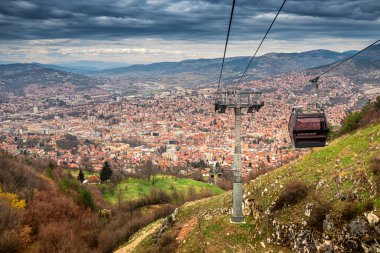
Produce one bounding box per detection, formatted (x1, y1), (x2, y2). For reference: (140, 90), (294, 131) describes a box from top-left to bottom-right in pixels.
(310, 39), (380, 83)
(216, 0), (236, 97)
(236, 0), (287, 86)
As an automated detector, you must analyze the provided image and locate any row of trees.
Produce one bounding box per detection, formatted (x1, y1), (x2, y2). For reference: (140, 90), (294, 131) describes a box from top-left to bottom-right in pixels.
(77, 161), (113, 183)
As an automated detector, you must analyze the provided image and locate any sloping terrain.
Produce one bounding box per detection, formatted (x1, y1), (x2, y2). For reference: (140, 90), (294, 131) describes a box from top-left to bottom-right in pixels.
(0, 63), (101, 95)
(131, 123), (380, 253)
(307, 44), (380, 84)
(0, 153), (198, 252)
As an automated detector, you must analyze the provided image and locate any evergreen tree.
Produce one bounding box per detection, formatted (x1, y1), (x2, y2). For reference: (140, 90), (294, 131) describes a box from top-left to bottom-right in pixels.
(100, 161), (112, 183)
(77, 169), (85, 183)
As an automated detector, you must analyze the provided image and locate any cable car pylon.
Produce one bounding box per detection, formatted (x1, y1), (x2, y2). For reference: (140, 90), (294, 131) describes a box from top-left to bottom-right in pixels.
(214, 0), (284, 223)
(215, 88), (264, 223)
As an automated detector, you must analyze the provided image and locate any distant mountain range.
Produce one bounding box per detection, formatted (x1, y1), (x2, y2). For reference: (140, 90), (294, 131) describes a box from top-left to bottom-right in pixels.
(0, 46), (379, 95)
(98, 49), (353, 75)
(91, 49), (369, 87)
(0, 60), (130, 74)
(49, 60), (130, 74)
(0, 61), (17, 65)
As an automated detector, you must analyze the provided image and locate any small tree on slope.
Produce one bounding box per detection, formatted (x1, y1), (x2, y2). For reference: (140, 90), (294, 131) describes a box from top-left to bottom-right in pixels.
(77, 169), (85, 183)
(100, 161), (112, 183)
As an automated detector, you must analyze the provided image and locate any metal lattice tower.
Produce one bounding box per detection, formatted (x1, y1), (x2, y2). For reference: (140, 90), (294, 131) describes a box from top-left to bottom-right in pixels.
(215, 88), (264, 223)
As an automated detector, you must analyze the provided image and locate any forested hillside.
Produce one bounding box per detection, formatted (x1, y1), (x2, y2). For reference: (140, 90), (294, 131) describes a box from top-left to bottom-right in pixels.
(0, 153), (222, 253)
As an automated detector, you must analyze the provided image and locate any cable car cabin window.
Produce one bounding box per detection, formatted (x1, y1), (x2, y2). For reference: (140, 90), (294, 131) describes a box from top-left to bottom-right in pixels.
(294, 117), (325, 131)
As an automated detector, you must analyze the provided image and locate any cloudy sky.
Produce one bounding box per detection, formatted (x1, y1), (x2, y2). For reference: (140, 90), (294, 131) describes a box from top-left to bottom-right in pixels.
(0, 0), (379, 64)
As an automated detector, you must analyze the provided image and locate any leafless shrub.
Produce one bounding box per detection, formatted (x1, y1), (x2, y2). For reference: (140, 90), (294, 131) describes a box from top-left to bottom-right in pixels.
(0, 153), (42, 201)
(341, 203), (361, 222)
(271, 180), (309, 211)
(0, 230), (24, 253)
(216, 178), (232, 191)
(370, 157), (380, 175)
(341, 200), (373, 222)
(37, 222), (84, 253)
(145, 232), (178, 253)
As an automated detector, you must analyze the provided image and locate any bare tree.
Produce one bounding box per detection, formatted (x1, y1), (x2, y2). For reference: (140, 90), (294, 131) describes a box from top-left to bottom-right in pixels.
(128, 200), (135, 219)
(142, 159), (154, 181)
(116, 188), (124, 208)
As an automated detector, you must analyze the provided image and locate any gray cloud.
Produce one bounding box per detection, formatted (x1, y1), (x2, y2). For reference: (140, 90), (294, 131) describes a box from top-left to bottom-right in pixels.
(0, 0), (379, 41)
(0, 0), (378, 63)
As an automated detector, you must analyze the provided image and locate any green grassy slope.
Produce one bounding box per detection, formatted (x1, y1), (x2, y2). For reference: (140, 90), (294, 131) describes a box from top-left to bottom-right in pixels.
(246, 123), (380, 223)
(102, 175), (224, 203)
(132, 193), (291, 252)
(130, 123), (380, 253)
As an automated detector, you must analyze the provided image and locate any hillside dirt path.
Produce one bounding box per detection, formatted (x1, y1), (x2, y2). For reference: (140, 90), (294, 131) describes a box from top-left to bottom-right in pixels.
(176, 217), (197, 241)
(176, 197), (215, 242)
(114, 222), (161, 253)
(114, 196), (215, 253)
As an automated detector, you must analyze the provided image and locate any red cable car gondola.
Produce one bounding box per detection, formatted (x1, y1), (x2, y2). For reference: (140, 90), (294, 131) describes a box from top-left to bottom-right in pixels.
(288, 106), (329, 148)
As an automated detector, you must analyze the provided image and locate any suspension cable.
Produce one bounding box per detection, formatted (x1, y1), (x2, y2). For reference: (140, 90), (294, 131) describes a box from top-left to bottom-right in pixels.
(236, 0), (287, 86)
(216, 0), (237, 98)
(310, 39), (380, 83)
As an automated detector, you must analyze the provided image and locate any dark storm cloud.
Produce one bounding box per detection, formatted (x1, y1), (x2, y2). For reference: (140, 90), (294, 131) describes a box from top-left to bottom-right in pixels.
(0, 0), (378, 41)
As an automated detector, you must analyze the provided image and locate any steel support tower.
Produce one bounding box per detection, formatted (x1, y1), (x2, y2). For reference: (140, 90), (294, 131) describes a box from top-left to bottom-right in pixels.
(215, 88), (263, 223)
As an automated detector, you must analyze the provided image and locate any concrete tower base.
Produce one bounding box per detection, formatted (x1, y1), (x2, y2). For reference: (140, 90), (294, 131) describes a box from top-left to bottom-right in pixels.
(231, 181), (245, 223)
